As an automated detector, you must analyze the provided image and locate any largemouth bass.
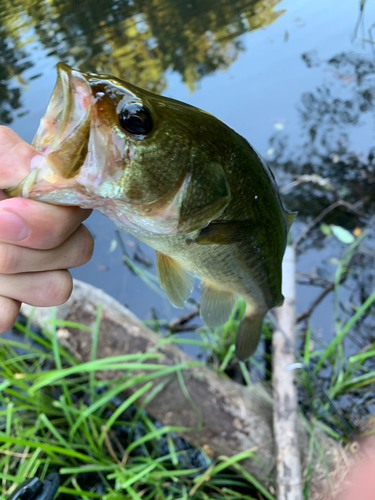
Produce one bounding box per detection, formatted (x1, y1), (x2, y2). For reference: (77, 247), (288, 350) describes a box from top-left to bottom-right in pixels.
(6, 63), (295, 360)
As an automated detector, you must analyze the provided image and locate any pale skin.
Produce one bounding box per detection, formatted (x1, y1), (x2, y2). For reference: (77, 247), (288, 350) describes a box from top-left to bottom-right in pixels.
(338, 452), (375, 500)
(0, 126), (94, 333)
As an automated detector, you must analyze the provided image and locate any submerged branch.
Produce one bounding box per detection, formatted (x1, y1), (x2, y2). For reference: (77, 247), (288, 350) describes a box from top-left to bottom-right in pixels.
(293, 200), (364, 249)
(297, 282), (335, 323)
(168, 308), (200, 331)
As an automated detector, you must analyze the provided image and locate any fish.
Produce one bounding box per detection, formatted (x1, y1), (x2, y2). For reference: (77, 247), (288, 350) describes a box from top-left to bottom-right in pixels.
(5, 63), (295, 361)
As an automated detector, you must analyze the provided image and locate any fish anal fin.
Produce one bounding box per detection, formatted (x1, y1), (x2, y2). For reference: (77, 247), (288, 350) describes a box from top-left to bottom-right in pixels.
(200, 282), (237, 327)
(285, 211), (297, 232)
(235, 309), (266, 361)
(156, 252), (194, 308)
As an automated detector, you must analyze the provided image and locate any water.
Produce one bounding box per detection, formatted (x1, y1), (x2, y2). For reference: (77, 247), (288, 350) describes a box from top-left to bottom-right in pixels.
(1, 0), (374, 357)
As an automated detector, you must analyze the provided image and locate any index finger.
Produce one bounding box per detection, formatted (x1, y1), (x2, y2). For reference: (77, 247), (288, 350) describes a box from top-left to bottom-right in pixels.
(0, 126), (92, 249)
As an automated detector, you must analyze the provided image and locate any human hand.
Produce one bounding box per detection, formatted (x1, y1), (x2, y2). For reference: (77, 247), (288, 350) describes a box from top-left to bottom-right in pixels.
(0, 126), (94, 333)
(339, 451), (375, 500)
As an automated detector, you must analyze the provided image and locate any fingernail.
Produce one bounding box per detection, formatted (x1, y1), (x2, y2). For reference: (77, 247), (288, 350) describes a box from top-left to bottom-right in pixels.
(0, 211), (29, 241)
(31, 154), (44, 169)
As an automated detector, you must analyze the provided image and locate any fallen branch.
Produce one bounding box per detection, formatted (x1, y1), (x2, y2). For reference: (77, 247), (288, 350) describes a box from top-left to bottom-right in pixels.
(273, 246), (302, 500)
(21, 280), (355, 499)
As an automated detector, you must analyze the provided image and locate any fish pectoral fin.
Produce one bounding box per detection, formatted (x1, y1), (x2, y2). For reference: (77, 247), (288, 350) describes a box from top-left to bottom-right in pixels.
(177, 161), (230, 233)
(285, 211), (297, 232)
(156, 252), (194, 308)
(194, 220), (263, 245)
(200, 282), (237, 327)
(235, 309), (266, 361)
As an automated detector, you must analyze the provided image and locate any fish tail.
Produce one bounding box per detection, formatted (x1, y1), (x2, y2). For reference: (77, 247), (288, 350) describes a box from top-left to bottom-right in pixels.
(235, 305), (267, 361)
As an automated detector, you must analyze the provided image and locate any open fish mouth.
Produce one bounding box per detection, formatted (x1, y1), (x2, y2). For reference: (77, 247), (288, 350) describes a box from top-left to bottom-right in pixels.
(4, 64), (194, 235)
(5, 63), (93, 198)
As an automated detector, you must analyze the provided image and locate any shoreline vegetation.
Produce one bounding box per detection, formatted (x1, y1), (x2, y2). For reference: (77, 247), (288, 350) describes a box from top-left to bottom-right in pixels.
(1, 235), (374, 500)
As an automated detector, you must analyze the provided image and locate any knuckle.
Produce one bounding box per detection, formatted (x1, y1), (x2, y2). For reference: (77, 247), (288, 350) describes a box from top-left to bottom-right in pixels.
(0, 244), (19, 274)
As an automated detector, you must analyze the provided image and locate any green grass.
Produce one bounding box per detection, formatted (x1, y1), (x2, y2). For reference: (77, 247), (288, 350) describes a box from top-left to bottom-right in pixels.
(0, 318), (265, 500)
(295, 236), (375, 439)
(1, 232), (374, 499)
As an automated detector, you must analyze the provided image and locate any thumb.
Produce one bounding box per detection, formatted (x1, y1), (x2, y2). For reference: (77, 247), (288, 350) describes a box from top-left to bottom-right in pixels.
(0, 126), (41, 190)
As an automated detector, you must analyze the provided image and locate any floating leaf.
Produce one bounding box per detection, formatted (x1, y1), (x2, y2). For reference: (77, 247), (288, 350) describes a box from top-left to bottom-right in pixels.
(330, 224), (355, 244)
(329, 257), (339, 264)
(109, 239), (117, 253)
(320, 223), (331, 236)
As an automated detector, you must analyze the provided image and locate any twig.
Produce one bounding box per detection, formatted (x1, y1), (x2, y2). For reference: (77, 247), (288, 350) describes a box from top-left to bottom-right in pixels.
(272, 246), (303, 500)
(168, 308), (200, 331)
(115, 230), (137, 275)
(297, 282), (335, 323)
(293, 200), (363, 249)
(279, 174), (334, 193)
(351, 0), (366, 43)
(297, 271), (350, 323)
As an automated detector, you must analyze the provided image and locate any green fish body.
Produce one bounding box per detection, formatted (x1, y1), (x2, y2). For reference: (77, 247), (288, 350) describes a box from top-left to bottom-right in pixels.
(6, 63), (294, 360)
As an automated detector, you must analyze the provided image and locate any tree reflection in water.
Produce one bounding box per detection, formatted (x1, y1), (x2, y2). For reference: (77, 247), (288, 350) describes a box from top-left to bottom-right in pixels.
(271, 52), (375, 228)
(0, 0), (283, 124)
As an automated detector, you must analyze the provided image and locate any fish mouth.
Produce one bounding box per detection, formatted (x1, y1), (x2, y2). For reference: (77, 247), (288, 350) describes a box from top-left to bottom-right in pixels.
(5, 63), (93, 197)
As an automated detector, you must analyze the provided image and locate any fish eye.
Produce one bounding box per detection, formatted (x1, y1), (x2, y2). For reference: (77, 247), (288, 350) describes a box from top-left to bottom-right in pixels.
(119, 102), (153, 136)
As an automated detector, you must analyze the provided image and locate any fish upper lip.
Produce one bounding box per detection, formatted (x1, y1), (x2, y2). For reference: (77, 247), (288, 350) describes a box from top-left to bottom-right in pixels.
(31, 63), (93, 180)
(5, 64), (94, 199)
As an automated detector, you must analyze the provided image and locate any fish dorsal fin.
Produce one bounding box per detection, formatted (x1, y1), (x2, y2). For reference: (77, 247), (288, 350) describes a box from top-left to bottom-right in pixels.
(285, 211), (297, 232)
(156, 252), (194, 308)
(200, 282), (237, 328)
(235, 309), (266, 361)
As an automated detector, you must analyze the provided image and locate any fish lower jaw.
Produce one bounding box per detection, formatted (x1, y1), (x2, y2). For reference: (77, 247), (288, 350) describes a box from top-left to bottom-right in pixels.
(19, 161), (67, 199)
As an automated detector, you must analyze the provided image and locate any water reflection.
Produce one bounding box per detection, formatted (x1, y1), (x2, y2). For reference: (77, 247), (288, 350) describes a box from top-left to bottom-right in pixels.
(0, 10), (31, 124)
(268, 49), (375, 358)
(0, 0), (284, 124)
(269, 50), (375, 235)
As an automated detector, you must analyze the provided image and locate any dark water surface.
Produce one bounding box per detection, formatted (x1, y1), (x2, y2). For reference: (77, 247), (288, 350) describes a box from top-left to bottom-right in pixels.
(1, 0), (374, 357)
